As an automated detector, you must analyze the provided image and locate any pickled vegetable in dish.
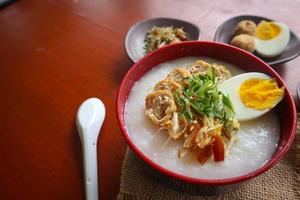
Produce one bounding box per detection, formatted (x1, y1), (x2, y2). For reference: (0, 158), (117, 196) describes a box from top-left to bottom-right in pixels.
(144, 60), (239, 165)
(144, 26), (187, 54)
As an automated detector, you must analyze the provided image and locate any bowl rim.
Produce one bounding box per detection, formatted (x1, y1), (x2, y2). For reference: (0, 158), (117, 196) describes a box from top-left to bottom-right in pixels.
(124, 17), (201, 62)
(117, 41), (297, 185)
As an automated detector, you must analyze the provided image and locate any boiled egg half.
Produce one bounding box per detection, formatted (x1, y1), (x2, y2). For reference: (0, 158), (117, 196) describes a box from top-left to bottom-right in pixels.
(219, 72), (284, 121)
(255, 21), (290, 58)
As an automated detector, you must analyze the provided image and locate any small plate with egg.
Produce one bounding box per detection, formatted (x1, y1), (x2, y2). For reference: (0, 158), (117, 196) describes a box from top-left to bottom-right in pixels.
(214, 15), (300, 65)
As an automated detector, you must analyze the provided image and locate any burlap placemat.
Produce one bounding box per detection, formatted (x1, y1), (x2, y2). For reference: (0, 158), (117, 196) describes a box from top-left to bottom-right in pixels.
(118, 114), (300, 200)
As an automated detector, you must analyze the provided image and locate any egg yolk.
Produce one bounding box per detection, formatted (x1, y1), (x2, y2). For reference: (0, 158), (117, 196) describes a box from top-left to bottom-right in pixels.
(239, 78), (284, 110)
(256, 21), (281, 40)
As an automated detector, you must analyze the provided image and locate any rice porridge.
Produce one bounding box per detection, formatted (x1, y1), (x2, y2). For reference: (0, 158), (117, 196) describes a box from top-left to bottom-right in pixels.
(124, 57), (279, 179)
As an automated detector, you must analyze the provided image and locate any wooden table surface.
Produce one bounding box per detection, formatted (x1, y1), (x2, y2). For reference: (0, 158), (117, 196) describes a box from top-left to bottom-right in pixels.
(0, 0), (299, 199)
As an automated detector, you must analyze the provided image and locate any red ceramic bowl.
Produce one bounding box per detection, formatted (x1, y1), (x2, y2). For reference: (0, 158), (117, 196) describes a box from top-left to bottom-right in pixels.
(116, 41), (297, 185)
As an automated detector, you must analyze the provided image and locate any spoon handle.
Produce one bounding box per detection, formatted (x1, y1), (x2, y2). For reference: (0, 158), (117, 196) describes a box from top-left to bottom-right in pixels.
(82, 142), (99, 200)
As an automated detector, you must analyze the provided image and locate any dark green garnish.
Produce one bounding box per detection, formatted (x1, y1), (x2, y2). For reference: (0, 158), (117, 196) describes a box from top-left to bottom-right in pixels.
(173, 68), (235, 126)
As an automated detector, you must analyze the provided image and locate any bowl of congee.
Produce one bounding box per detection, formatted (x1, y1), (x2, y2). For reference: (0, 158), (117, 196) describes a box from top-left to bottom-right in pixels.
(116, 41), (296, 185)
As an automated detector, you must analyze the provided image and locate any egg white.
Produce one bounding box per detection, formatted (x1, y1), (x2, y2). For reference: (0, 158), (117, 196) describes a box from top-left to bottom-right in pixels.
(219, 72), (274, 121)
(255, 22), (290, 58)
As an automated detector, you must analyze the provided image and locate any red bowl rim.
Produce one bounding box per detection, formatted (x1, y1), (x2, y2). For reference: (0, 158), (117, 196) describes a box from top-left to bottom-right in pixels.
(116, 41), (297, 185)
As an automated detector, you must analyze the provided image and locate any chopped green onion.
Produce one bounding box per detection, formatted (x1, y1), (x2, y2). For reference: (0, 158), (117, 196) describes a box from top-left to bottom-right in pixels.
(173, 68), (236, 127)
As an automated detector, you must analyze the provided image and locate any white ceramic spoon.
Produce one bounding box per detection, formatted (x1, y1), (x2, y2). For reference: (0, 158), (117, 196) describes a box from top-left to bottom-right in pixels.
(76, 98), (105, 200)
